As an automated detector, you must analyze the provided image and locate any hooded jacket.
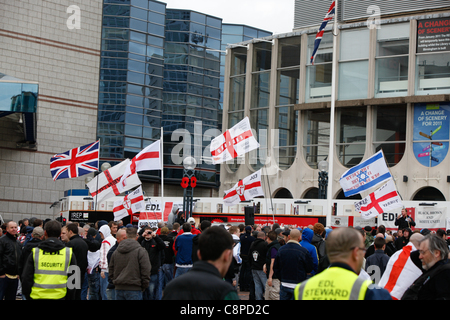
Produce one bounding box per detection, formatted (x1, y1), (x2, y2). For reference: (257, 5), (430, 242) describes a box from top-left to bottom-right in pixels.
(21, 238), (77, 300)
(109, 238), (151, 291)
(300, 228), (319, 275)
(99, 225), (116, 272)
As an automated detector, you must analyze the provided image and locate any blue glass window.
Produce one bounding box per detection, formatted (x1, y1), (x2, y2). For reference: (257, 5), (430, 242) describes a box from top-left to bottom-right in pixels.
(103, 4), (130, 16)
(130, 18), (147, 32)
(149, 0), (165, 14)
(127, 71), (145, 84)
(130, 0), (148, 9)
(206, 27), (221, 40)
(125, 124), (143, 136)
(148, 11), (165, 25)
(103, 16), (129, 28)
(148, 23), (165, 36)
(125, 113), (143, 125)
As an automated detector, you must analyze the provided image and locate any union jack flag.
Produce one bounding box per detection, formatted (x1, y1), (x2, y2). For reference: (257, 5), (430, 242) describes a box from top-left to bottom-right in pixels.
(50, 140), (100, 181)
(310, 0), (335, 65)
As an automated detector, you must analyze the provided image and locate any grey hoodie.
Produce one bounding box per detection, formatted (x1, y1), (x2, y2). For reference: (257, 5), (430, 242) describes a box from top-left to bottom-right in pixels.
(109, 238), (151, 291)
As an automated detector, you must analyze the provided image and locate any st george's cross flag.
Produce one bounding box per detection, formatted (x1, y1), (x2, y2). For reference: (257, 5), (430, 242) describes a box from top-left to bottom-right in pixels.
(354, 179), (403, 220)
(379, 243), (422, 300)
(310, 0), (336, 64)
(339, 150), (392, 197)
(50, 140), (99, 181)
(117, 140), (161, 193)
(113, 186), (145, 221)
(210, 117), (260, 165)
(86, 159), (141, 204)
(223, 169), (264, 206)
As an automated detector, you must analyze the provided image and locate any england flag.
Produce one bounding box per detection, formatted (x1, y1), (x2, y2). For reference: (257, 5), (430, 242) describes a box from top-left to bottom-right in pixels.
(113, 186), (145, 221)
(87, 159), (141, 204)
(210, 117), (260, 165)
(223, 169), (264, 206)
(354, 179), (403, 220)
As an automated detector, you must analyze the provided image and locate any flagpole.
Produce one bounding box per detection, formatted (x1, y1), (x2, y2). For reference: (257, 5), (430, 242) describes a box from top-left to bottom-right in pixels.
(326, 0), (338, 227)
(161, 127), (164, 203)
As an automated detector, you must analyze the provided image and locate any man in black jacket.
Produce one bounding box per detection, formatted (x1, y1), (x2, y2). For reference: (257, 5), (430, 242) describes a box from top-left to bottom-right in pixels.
(249, 231), (268, 300)
(395, 208), (416, 231)
(65, 223), (89, 300)
(0, 221), (22, 300)
(162, 226), (239, 300)
(402, 234), (450, 300)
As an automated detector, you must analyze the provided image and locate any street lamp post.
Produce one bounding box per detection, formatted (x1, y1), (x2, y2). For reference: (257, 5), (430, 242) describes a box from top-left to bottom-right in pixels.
(181, 156), (197, 221)
(318, 160), (329, 200)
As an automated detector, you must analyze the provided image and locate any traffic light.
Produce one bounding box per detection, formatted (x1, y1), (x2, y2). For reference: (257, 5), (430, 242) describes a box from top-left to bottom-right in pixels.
(56, 216), (67, 226)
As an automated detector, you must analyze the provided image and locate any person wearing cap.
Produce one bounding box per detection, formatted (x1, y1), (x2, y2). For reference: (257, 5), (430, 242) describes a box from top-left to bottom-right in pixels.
(294, 227), (392, 300)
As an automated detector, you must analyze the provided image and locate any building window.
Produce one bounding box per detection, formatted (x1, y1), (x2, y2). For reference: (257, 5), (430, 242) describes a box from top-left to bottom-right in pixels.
(275, 107), (298, 170)
(373, 105), (406, 167)
(338, 28), (370, 100)
(227, 48), (248, 172)
(248, 42), (272, 170)
(336, 107), (367, 168)
(274, 37), (300, 170)
(306, 32), (333, 102)
(303, 109), (330, 169)
(375, 23), (409, 97)
(415, 52), (450, 95)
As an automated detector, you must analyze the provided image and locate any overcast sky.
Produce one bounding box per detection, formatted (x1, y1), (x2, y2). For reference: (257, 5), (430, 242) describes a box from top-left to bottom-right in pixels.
(162, 0), (295, 35)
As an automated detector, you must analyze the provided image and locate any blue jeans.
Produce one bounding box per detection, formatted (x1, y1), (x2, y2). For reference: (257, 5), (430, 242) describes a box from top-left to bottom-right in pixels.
(158, 264), (173, 299)
(143, 274), (158, 300)
(87, 269), (100, 300)
(100, 272), (109, 300)
(175, 266), (191, 278)
(115, 290), (142, 300)
(252, 269), (267, 300)
(280, 284), (295, 300)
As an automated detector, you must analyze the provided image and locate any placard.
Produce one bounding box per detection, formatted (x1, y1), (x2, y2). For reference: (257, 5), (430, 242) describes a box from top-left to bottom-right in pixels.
(416, 207), (446, 229)
(417, 18), (450, 53)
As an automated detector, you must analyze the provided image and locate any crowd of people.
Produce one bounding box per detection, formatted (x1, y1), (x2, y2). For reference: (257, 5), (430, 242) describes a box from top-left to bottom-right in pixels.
(1, 206), (450, 300)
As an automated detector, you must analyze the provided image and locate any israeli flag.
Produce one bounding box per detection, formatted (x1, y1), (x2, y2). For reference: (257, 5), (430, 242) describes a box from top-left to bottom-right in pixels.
(339, 150), (392, 197)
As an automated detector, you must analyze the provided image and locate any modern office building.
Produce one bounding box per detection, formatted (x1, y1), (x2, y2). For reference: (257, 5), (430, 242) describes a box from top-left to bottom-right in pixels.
(221, 1), (450, 202)
(98, 0), (168, 195)
(98, 2), (275, 198)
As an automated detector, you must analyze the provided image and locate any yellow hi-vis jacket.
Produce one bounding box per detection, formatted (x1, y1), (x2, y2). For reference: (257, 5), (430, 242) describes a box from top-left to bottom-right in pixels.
(30, 247), (72, 300)
(294, 266), (372, 300)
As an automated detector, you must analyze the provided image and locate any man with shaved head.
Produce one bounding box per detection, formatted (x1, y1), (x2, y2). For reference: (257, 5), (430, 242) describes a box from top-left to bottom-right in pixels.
(273, 228), (313, 300)
(295, 227), (392, 300)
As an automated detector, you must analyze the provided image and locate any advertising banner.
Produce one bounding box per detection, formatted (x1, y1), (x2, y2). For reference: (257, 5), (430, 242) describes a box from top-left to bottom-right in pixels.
(413, 103), (450, 167)
(417, 18), (450, 53)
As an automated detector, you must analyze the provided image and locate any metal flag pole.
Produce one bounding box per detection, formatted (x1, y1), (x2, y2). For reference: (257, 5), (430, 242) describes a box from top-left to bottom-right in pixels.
(161, 127), (164, 203)
(326, 0), (338, 227)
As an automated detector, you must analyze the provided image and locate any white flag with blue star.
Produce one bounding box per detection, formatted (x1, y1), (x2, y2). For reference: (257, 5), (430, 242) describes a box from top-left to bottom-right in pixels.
(339, 150), (392, 197)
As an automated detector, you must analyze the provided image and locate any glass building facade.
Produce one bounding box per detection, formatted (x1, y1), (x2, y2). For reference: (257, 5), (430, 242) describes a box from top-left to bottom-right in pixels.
(98, 1), (225, 187)
(98, 0), (166, 175)
(163, 9), (222, 186)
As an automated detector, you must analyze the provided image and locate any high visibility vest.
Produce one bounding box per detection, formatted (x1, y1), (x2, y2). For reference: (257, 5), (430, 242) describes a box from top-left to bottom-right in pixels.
(294, 266), (371, 300)
(30, 247), (72, 300)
